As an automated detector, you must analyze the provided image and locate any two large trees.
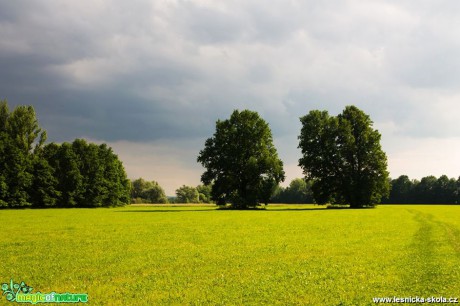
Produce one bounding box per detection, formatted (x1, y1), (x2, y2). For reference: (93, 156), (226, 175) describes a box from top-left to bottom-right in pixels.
(198, 106), (388, 208)
(298, 106), (389, 207)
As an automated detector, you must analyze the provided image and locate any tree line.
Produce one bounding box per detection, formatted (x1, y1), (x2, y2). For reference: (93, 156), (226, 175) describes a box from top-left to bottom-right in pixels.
(139, 173), (460, 205)
(3, 100), (457, 209)
(383, 175), (460, 204)
(0, 103), (390, 209)
(271, 178), (314, 204)
(0, 100), (130, 208)
(130, 178), (212, 204)
(275, 175), (460, 204)
(129, 177), (316, 204)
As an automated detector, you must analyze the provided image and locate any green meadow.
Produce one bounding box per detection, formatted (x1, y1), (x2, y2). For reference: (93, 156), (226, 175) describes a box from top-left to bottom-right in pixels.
(1, 205), (459, 305)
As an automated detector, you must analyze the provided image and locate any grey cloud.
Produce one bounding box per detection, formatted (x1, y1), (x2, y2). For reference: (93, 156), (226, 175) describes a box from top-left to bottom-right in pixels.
(176, 3), (250, 44)
(2, 0), (460, 187)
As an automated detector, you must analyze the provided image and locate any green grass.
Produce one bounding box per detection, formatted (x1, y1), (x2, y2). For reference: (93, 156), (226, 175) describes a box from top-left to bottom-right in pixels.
(1, 205), (459, 305)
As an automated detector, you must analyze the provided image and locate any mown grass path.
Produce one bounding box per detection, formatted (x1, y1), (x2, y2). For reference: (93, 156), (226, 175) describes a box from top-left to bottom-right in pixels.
(401, 209), (460, 297)
(0, 205), (459, 305)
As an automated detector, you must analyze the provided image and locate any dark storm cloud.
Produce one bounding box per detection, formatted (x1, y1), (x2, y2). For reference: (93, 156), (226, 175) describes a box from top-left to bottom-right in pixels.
(2, 0), (460, 188)
(2, 0), (278, 143)
(0, 1), (212, 141)
(1, 1), (459, 140)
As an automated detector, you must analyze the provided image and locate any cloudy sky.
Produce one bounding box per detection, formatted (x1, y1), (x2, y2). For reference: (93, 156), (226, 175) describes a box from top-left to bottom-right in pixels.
(2, 0), (460, 195)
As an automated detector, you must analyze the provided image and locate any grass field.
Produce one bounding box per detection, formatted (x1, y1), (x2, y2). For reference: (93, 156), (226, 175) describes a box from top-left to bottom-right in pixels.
(1, 204), (459, 305)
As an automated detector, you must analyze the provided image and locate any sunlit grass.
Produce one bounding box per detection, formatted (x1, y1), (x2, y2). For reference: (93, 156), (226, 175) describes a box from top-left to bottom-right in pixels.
(1, 205), (459, 305)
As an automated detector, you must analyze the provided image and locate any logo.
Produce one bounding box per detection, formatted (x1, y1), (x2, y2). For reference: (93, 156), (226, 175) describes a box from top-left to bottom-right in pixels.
(1, 279), (88, 304)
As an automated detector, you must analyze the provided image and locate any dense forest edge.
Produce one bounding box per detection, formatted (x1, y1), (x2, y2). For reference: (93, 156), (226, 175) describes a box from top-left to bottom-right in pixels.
(0, 100), (131, 208)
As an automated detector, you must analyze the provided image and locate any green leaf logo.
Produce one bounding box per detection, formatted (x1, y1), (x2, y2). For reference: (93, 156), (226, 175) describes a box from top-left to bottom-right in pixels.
(6, 293), (14, 301)
(1, 279), (33, 302)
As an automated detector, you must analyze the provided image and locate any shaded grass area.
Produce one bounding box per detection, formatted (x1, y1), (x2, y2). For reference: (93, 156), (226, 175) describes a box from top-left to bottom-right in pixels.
(0, 205), (459, 305)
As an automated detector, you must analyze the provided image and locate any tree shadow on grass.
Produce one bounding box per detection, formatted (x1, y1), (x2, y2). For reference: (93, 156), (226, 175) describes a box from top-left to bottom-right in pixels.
(263, 208), (328, 211)
(115, 209), (218, 213)
(115, 206), (374, 213)
(266, 207), (375, 211)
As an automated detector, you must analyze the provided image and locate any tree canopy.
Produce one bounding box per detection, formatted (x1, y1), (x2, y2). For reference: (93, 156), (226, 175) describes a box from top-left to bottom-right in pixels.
(271, 178), (314, 204)
(0, 100), (130, 208)
(175, 185), (200, 203)
(196, 184), (212, 203)
(197, 109), (285, 209)
(383, 174), (459, 204)
(131, 178), (168, 204)
(6, 100), (458, 209)
(0, 101), (47, 207)
(298, 106), (389, 208)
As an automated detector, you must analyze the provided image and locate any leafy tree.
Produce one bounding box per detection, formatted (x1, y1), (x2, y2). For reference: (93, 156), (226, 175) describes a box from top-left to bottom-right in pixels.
(71, 139), (99, 206)
(3, 141), (33, 207)
(456, 177), (460, 204)
(97, 143), (130, 207)
(66, 140), (129, 207)
(197, 109), (285, 209)
(50, 143), (83, 207)
(271, 178), (314, 203)
(29, 153), (60, 208)
(435, 175), (456, 204)
(175, 185), (199, 203)
(0, 133), (10, 207)
(270, 185), (283, 203)
(409, 179), (421, 203)
(0, 100), (8, 130)
(41, 141), (131, 208)
(142, 185), (168, 204)
(286, 178), (313, 203)
(131, 178), (167, 203)
(413, 176), (437, 204)
(258, 176), (278, 205)
(385, 175), (460, 204)
(0, 100), (130, 208)
(288, 178), (314, 203)
(388, 175), (413, 204)
(298, 106), (389, 208)
(131, 178), (149, 200)
(6, 105), (46, 154)
(196, 184), (212, 203)
(0, 101), (46, 207)
(0, 102), (8, 207)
